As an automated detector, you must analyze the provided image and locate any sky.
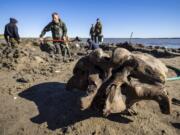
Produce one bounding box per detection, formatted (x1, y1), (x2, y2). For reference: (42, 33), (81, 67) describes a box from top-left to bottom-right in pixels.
(0, 0), (179, 38)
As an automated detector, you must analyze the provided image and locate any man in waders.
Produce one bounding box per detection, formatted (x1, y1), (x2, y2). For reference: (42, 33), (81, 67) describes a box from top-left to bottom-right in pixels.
(39, 12), (70, 60)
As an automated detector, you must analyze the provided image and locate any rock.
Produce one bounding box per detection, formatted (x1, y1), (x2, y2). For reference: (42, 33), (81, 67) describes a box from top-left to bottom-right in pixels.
(16, 74), (32, 83)
(161, 130), (166, 135)
(17, 77), (29, 83)
(113, 42), (180, 58)
(33, 56), (45, 63)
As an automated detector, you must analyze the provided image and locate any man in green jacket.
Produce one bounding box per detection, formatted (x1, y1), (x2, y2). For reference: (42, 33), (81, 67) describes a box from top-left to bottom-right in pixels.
(39, 12), (68, 57)
(94, 18), (103, 44)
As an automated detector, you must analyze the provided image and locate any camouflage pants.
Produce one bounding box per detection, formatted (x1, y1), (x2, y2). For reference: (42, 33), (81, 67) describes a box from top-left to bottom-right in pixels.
(40, 42), (55, 54)
(54, 42), (71, 58)
(54, 43), (61, 54)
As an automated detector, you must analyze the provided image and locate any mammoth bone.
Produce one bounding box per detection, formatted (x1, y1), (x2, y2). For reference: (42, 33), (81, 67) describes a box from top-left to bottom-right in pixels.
(66, 48), (171, 116)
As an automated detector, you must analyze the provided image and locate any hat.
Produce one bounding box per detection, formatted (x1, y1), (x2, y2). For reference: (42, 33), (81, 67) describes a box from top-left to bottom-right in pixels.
(10, 18), (18, 23)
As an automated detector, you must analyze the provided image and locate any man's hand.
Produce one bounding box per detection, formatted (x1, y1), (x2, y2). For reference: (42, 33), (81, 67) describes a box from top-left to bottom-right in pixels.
(63, 36), (69, 44)
(63, 36), (67, 41)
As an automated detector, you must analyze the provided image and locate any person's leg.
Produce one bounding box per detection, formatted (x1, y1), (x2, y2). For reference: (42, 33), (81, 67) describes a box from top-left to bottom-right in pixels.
(10, 42), (14, 47)
(65, 44), (71, 58)
(54, 43), (61, 54)
(98, 35), (100, 44)
(91, 35), (94, 41)
(98, 35), (102, 44)
(94, 35), (97, 43)
(9, 38), (17, 48)
(60, 43), (65, 56)
(60, 43), (69, 62)
(45, 42), (55, 54)
(64, 47), (67, 58)
(97, 35), (100, 44)
(49, 44), (55, 54)
(66, 47), (71, 58)
(93, 36), (95, 42)
(54, 43), (58, 54)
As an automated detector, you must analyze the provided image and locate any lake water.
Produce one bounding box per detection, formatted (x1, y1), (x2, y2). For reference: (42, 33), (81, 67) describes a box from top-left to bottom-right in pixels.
(83, 38), (180, 48)
(0, 38), (180, 49)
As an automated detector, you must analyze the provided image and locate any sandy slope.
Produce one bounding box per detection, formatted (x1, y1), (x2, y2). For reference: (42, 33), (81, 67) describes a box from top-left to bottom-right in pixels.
(0, 40), (179, 135)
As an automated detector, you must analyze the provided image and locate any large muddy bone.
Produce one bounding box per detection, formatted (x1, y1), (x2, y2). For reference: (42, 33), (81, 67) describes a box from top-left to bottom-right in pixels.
(111, 48), (168, 83)
(66, 49), (112, 110)
(66, 48), (171, 116)
(66, 48), (111, 91)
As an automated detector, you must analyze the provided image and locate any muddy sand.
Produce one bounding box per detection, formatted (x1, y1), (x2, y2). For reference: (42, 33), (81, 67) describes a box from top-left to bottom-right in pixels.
(0, 39), (179, 135)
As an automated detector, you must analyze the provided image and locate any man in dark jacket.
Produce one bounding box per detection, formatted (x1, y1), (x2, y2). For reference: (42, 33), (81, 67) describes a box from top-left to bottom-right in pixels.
(4, 18), (21, 46)
(39, 12), (68, 57)
(89, 24), (95, 41)
(87, 39), (99, 50)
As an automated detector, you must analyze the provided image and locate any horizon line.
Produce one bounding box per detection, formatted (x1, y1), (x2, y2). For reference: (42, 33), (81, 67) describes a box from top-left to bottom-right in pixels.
(19, 37), (180, 39)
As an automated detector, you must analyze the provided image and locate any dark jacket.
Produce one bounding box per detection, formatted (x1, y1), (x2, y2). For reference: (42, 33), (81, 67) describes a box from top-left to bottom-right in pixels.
(4, 18), (20, 43)
(40, 19), (67, 39)
(87, 39), (99, 50)
(90, 26), (95, 36)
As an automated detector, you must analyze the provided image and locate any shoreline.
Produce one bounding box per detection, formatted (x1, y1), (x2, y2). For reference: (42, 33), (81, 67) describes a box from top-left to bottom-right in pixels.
(1, 38), (180, 49)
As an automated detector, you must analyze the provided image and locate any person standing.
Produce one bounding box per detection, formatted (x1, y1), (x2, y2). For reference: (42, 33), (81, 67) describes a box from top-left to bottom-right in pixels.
(39, 12), (68, 58)
(4, 18), (21, 47)
(94, 18), (103, 44)
(89, 24), (95, 41)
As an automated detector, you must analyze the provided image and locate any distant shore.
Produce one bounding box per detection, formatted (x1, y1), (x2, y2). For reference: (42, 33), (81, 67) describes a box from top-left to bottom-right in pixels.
(0, 37), (180, 48)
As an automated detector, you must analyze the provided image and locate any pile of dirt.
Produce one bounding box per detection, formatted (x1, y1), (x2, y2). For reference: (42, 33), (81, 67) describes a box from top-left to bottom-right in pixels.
(0, 40), (86, 83)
